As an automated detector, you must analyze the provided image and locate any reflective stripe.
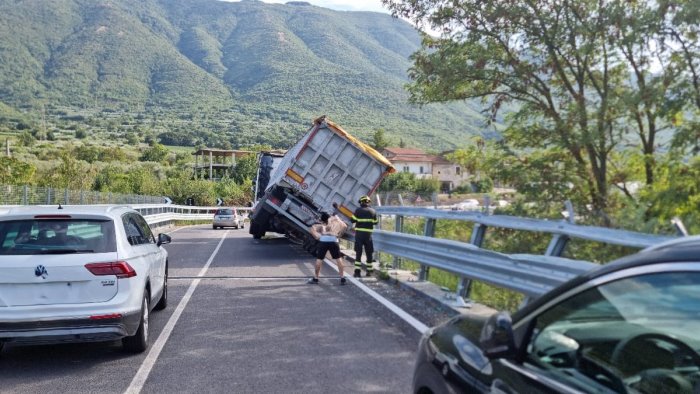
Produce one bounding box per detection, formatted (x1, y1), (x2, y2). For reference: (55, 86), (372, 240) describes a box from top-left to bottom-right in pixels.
(353, 218), (376, 223)
(355, 228), (374, 232)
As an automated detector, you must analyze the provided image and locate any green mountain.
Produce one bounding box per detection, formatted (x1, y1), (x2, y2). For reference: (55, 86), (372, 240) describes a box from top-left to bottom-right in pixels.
(0, 0), (486, 150)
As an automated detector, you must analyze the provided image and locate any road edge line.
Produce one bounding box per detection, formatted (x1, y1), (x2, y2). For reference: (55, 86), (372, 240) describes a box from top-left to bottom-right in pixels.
(323, 259), (429, 334)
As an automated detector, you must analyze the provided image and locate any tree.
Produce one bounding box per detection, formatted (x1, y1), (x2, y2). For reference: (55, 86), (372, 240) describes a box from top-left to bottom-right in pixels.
(383, 0), (699, 224)
(18, 131), (35, 147)
(0, 157), (35, 185)
(378, 171), (417, 192)
(232, 153), (257, 184)
(49, 153), (94, 190)
(371, 128), (390, 151)
(140, 143), (169, 162)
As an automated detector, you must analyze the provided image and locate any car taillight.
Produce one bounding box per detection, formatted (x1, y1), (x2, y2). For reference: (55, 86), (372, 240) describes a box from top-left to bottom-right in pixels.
(85, 261), (137, 278)
(269, 196), (281, 206)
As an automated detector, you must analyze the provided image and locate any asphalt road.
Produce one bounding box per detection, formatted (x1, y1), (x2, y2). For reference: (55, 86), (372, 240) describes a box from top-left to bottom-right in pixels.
(0, 225), (421, 393)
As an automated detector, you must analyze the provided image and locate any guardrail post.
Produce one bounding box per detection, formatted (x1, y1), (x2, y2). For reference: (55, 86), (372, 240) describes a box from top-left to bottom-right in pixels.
(456, 278), (471, 302)
(545, 234), (569, 257)
(393, 215), (404, 269)
(47, 187), (52, 204)
(64, 188), (69, 204)
(469, 223), (487, 247)
(457, 223), (488, 299)
(22, 185), (28, 205)
(545, 200), (575, 257)
(419, 218), (436, 281)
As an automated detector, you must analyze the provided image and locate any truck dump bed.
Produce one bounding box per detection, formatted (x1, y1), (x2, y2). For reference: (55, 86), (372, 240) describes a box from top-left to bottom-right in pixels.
(270, 116), (395, 221)
(250, 116), (395, 242)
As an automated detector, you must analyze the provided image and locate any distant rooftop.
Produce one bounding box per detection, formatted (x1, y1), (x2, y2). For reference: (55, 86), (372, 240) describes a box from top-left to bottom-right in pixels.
(192, 149), (253, 158)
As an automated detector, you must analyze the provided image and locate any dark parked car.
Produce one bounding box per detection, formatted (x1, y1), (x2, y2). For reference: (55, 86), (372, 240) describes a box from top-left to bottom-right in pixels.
(413, 236), (700, 394)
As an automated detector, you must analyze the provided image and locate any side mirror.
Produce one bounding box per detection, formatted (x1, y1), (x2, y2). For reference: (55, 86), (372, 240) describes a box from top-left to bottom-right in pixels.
(480, 312), (517, 359)
(157, 233), (172, 247)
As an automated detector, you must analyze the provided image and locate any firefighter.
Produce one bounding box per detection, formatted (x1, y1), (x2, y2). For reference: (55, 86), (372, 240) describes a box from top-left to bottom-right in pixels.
(351, 195), (378, 277)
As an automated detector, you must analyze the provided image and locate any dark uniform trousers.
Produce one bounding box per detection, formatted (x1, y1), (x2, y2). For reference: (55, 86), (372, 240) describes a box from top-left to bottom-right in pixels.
(352, 205), (378, 274)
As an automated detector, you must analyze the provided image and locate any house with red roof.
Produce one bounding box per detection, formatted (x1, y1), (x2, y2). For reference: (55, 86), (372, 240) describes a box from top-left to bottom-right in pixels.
(381, 147), (470, 192)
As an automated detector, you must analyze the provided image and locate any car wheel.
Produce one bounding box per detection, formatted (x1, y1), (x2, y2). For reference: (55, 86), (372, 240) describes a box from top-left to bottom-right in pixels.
(154, 265), (168, 311)
(212, 225), (217, 229)
(240, 223), (245, 229)
(123, 292), (150, 353)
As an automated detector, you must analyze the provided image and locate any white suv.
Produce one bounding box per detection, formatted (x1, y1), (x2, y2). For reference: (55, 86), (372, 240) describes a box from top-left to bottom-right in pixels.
(0, 205), (171, 353)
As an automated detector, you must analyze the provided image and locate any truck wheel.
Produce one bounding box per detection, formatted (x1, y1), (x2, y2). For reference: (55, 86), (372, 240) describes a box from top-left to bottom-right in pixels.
(249, 220), (265, 239)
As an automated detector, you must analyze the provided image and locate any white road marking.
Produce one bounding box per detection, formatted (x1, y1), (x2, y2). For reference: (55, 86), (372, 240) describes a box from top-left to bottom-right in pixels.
(124, 230), (229, 394)
(323, 259), (429, 334)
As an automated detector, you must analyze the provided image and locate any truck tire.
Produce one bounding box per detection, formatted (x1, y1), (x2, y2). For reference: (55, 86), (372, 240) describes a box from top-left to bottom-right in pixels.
(249, 220), (265, 239)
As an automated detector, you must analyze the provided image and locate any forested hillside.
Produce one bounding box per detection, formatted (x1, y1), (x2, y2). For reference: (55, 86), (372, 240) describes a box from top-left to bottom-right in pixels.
(0, 0), (486, 149)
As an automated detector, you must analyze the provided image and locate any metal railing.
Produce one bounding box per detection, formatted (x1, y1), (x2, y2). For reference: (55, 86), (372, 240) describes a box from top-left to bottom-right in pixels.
(370, 205), (678, 303)
(131, 204), (251, 228)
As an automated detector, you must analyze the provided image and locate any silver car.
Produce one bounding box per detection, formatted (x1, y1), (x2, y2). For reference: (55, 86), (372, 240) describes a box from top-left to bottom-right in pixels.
(0, 205), (171, 354)
(213, 208), (244, 229)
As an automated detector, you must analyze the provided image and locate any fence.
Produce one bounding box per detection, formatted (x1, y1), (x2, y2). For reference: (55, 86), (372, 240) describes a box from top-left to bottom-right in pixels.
(0, 184), (163, 205)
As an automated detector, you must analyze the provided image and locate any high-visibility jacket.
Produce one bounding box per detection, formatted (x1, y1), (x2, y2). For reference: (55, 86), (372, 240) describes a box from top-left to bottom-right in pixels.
(351, 205), (378, 233)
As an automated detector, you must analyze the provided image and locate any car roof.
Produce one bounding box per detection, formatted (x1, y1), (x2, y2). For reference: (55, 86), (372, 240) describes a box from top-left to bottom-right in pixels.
(0, 205), (135, 219)
(514, 236), (700, 319)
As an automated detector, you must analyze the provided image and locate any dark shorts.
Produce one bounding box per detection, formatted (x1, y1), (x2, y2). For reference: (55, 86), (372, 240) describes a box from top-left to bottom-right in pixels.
(316, 241), (341, 259)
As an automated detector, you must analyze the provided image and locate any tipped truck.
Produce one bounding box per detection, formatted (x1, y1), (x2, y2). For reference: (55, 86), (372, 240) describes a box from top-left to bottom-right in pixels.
(249, 116), (395, 251)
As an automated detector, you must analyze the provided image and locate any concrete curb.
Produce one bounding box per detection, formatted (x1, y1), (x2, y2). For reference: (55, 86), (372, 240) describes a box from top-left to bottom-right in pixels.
(339, 246), (497, 319)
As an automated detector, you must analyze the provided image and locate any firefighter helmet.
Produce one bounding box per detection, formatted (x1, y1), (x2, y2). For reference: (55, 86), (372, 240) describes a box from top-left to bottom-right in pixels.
(359, 195), (371, 204)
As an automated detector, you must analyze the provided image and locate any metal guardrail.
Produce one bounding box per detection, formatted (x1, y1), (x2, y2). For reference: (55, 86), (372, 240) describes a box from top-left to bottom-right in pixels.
(371, 230), (597, 298)
(375, 207), (675, 249)
(371, 205), (679, 303)
(130, 205), (251, 228)
(0, 203), (251, 230)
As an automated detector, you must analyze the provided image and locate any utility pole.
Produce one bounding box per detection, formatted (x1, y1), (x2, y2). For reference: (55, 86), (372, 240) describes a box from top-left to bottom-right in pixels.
(5, 138), (10, 157)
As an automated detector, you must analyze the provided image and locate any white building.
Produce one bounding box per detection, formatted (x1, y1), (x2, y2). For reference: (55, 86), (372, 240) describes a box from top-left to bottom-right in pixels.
(381, 147), (470, 192)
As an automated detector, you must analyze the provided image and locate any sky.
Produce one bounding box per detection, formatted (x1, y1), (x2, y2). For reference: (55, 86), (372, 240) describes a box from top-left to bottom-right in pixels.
(222, 0), (390, 14)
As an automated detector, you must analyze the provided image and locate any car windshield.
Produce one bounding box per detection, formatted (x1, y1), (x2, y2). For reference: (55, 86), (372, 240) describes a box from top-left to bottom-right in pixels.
(529, 271), (700, 393)
(216, 209), (233, 215)
(0, 219), (116, 255)
(553, 272), (700, 335)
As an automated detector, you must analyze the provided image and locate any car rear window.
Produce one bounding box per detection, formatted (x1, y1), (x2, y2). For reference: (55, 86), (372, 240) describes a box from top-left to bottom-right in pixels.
(216, 209), (234, 215)
(0, 219), (117, 255)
